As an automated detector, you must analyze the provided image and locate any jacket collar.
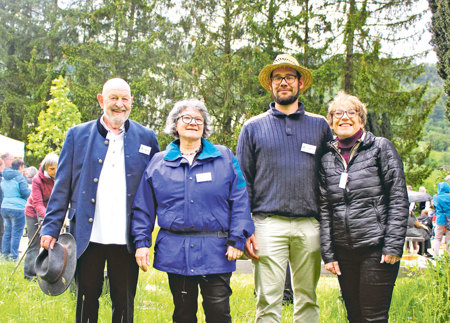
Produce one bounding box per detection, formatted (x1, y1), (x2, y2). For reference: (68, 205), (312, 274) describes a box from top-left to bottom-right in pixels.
(269, 101), (305, 118)
(96, 117), (130, 138)
(164, 138), (221, 162)
(328, 130), (376, 150)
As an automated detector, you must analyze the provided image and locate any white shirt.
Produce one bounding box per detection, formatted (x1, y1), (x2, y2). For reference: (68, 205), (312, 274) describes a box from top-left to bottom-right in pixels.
(90, 116), (127, 244)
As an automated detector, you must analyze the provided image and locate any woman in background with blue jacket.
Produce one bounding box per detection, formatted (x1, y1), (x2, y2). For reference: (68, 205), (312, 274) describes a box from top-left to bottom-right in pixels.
(1, 158), (31, 260)
(433, 181), (450, 256)
(131, 98), (254, 323)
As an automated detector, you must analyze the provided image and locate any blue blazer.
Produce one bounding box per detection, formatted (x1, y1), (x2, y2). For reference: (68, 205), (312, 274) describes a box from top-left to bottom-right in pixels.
(41, 118), (159, 258)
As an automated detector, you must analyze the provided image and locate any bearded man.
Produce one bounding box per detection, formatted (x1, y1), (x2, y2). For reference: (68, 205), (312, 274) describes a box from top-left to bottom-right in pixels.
(237, 54), (332, 322)
(40, 78), (159, 323)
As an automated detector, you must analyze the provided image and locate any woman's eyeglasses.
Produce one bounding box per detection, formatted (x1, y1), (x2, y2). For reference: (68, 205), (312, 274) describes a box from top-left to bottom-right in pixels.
(178, 115), (204, 125)
(333, 109), (357, 119)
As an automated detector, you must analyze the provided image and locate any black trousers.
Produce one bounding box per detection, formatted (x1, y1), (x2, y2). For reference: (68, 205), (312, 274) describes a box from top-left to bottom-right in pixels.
(75, 243), (139, 323)
(336, 246), (400, 323)
(168, 272), (232, 323)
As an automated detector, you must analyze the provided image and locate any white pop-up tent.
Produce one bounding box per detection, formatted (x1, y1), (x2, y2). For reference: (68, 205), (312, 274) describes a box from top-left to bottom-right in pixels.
(0, 134), (25, 158)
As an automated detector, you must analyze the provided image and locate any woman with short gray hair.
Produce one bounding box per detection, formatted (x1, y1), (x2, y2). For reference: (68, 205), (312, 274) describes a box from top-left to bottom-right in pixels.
(319, 91), (409, 322)
(132, 98), (254, 322)
(24, 152), (58, 280)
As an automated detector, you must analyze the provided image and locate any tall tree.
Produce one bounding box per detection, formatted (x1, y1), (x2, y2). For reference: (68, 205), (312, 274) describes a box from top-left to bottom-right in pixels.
(27, 76), (81, 164)
(428, 0), (449, 121)
(61, 0), (177, 131)
(0, 0), (72, 142)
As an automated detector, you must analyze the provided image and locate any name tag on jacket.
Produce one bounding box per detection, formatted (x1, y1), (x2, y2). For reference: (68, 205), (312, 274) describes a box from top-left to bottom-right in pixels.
(301, 143), (316, 155)
(139, 144), (152, 155)
(196, 172), (212, 182)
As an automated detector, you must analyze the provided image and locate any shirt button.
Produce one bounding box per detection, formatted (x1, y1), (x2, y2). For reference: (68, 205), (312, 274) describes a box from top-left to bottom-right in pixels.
(88, 218), (93, 223)
(190, 269), (194, 273)
(98, 159), (103, 164)
(189, 177), (193, 180)
(91, 198), (95, 204)
(190, 200), (194, 204)
(104, 140), (109, 145)
(190, 244), (194, 248)
(93, 178), (98, 183)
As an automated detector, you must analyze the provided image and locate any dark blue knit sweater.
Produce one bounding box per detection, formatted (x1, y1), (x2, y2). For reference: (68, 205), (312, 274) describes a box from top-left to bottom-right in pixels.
(237, 102), (332, 219)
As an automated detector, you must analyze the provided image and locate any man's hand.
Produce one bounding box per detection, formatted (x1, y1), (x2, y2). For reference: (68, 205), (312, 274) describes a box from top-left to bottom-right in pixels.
(40, 235), (57, 250)
(324, 261), (341, 275)
(135, 247), (150, 272)
(226, 246), (243, 261)
(381, 254), (401, 264)
(244, 234), (259, 260)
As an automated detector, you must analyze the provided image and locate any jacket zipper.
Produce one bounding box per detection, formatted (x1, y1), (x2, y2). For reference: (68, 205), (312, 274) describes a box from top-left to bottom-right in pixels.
(330, 140), (362, 247)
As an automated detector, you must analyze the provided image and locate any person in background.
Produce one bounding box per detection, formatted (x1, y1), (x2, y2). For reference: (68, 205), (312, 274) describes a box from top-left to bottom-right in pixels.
(319, 91), (409, 323)
(1, 158), (31, 260)
(0, 158), (5, 252)
(405, 209), (432, 256)
(0, 152), (14, 251)
(23, 153), (58, 280)
(23, 166), (38, 185)
(1, 153), (14, 169)
(132, 98), (254, 323)
(237, 54), (332, 322)
(432, 181), (450, 257)
(40, 78), (159, 323)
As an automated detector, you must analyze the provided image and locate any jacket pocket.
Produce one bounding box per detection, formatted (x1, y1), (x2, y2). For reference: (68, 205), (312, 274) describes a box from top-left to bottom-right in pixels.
(67, 201), (76, 220)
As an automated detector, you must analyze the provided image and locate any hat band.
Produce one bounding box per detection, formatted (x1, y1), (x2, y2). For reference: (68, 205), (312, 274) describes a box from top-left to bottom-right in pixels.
(55, 246), (68, 282)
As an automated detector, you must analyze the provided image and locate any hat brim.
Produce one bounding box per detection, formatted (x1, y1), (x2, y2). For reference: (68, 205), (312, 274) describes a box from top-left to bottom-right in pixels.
(258, 63), (313, 93)
(36, 233), (77, 296)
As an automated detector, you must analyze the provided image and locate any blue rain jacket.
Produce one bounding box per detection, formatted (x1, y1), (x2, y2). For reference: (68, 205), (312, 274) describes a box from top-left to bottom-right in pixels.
(433, 181), (450, 226)
(131, 138), (254, 276)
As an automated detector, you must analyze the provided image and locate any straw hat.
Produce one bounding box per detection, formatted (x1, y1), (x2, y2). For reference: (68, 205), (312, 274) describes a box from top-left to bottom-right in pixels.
(258, 54), (313, 93)
(35, 233), (76, 296)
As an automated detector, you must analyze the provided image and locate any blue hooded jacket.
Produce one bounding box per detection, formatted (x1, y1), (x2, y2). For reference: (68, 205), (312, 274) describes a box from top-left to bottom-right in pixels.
(1, 168), (31, 210)
(131, 138), (254, 276)
(433, 181), (450, 226)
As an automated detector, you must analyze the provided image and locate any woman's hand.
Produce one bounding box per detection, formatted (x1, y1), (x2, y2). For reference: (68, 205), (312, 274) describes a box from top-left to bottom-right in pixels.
(226, 246), (243, 261)
(380, 254), (401, 264)
(325, 261), (341, 275)
(135, 247), (150, 272)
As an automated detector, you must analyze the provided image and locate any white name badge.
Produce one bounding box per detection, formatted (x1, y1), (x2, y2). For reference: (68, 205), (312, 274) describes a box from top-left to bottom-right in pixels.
(139, 144), (151, 155)
(301, 143), (317, 155)
(196, 172), (212, 182)
(339, 172), (348, 189)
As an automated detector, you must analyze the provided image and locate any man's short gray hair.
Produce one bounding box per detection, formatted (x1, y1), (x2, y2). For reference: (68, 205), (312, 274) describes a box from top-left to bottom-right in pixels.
(164, 99), (212, 138)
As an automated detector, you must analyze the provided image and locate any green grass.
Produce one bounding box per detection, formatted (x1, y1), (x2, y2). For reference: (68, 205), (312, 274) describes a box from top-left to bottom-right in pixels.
(1, 254), (448, 323)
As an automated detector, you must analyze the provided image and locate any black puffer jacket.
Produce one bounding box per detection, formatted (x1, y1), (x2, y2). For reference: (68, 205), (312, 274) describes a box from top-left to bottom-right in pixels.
(319, 131), (409, 263)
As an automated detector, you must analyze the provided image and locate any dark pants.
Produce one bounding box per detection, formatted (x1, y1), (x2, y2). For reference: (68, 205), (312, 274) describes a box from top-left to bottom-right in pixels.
(168, 272), (232, 323)
(24, 216), (40, 279)
(75, 243), (139, 323)
(336, 246), (400, 323)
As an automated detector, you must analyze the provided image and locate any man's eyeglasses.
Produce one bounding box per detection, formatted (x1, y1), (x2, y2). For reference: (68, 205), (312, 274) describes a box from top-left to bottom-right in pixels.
(178, 114), (204, 125)
(271, 74), (297, 85)
(333, 109), (357, 119)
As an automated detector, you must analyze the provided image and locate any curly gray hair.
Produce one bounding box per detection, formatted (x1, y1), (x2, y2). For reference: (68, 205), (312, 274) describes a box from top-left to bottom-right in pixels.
(164, 98), (212, 138)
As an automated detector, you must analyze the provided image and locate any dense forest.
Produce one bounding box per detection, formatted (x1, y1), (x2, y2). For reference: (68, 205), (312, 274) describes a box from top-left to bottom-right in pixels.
(0, 0), (447, 189)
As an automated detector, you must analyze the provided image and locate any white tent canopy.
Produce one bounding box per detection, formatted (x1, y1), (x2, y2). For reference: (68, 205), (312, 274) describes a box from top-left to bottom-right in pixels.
(0, 134), (25, 158)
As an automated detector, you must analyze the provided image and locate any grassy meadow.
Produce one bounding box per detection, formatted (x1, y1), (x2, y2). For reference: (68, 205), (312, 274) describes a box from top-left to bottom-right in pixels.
(0, 252), (449, 322)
